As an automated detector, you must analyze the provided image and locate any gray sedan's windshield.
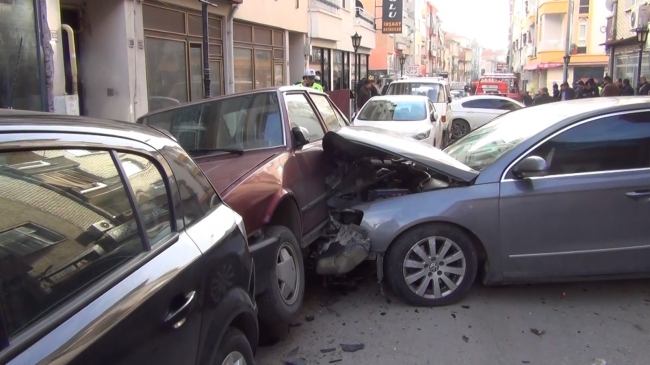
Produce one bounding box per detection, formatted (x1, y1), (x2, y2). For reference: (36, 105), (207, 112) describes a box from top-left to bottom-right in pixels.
(443, 107), (564, 170)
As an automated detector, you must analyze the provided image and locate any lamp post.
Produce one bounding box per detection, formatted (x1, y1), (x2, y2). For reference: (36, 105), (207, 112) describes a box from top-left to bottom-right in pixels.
(199, 0), (215, 98)
(635, 26), (649, 90)
(562, 0), (574, 83)
(399, 54), (406, 77)
(563, 54), (571, 84)
(351, 32), (362, 114)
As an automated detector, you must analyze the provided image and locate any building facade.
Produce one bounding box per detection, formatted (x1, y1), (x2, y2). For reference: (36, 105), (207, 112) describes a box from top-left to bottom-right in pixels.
(3, 0), (375, 122)
(603, 0), (650, 86)
(510, 0), (608, 92)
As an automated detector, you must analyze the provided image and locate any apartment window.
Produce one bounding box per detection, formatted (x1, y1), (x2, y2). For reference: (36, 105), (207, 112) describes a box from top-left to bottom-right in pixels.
(578, 18), (587, 52)
(579, 0), (589, 14)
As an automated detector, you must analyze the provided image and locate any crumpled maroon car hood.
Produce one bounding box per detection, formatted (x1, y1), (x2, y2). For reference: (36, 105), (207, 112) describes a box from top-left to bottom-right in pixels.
(197, 150), (281, 195)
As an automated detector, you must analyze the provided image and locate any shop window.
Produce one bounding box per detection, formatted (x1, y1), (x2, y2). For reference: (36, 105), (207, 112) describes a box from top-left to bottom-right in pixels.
(273, 31), (284, 46)
(234, 23), (253, 43)
(254, 27), (272, 45)
(0, 0), (44, 111)
(145, 37), (188, 111)
(210, 60), (223, 96)
(189, 44), (204, 101)
(143, 5), (185, 34)
(255, 50), (273, 88)
(234, 48), (253, 92)
(579, 0), (589, 14)
(274, 64), (284, 86)
(188, 14), (222, 39)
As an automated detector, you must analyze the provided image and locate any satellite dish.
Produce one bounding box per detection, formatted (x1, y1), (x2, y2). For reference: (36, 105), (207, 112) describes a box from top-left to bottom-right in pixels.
(606, 0), (615, 12)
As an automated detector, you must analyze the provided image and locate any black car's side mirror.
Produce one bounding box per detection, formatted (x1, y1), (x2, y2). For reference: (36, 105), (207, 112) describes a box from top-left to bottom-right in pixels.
(430, 113), (438, 122)
(292, 126), (311, 146)
(448, 97), (452, 103)
(512, 156), (548, 179)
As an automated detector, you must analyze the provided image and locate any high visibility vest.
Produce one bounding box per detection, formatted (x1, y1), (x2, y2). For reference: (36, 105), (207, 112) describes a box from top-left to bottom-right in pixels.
(298, 81), (324, 91)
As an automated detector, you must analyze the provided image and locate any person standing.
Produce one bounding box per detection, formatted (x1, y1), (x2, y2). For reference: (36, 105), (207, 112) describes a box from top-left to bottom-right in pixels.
(531, 87), (555, 105)
(315, 70), (328, 91)
(552, 83), (560, 100)
(621, 78), (635, 95)
(638, 76), (650, 95)
(521, 91), (533, 106)
(616, 78), (624, 94)
(298, 69), (324, 91)
(356, 79), (373, 110)
(559, 82), (575, 100)
(368, 75), (380, 97)
(576, 80), (598, 98)
(601, 76), (620, 96)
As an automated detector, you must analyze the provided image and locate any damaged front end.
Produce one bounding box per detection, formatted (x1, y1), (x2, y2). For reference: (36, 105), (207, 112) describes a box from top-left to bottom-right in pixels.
(313, 127), (474, 276)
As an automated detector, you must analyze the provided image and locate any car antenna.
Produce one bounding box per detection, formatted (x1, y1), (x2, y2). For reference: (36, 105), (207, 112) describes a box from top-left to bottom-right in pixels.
(6, 37), (23, 110)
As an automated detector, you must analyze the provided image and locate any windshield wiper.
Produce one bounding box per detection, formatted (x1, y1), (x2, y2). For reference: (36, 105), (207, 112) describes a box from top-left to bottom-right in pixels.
(188, 147), (244, 156)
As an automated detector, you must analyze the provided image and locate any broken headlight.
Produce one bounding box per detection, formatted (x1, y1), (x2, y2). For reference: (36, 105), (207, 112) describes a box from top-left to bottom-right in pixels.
(412, 129), (431, 140)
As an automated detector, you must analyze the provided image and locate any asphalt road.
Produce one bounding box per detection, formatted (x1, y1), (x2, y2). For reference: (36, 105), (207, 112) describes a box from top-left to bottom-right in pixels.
(256, 265), (650, 365)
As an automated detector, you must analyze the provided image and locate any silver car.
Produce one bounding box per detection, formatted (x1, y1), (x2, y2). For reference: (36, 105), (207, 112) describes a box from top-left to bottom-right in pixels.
(323, 97), (650, 307)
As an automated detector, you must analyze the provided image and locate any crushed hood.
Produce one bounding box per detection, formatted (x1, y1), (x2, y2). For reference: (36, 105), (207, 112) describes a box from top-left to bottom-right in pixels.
(323, 126), (478, 183)
(352, 120), (430, 136)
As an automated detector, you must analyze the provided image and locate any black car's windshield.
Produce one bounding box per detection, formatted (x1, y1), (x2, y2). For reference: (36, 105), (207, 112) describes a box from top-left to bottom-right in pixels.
(358, 99), (427, 121)
(139, 92), (284, 154)
(443, 106), (563, 170)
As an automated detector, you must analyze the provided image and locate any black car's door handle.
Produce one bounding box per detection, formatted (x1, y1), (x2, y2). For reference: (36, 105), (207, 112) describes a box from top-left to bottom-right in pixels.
(164, 291), (196, 329)
(626, 191), (650, 201)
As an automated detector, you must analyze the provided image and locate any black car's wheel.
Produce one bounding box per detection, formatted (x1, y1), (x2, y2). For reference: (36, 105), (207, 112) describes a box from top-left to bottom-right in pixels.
(213, 327), (255, 365)
(451, 119), (471, 139)
(385, 223), (477, 307)
(257, 225), (305, 325)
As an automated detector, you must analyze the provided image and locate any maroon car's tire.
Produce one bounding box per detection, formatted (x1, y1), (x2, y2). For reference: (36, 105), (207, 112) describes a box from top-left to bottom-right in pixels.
(212, 327), (255, 365)
(385, 223), (477, 307)
(257, 225), (305, 325)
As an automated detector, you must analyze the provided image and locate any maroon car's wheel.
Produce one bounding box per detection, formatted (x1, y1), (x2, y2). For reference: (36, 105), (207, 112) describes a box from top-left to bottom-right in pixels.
(257, 225), (305, 325)
(385, 223), (477, 307)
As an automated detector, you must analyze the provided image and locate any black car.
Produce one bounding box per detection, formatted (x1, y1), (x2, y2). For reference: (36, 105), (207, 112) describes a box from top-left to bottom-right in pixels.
(0, 110), (258, 365)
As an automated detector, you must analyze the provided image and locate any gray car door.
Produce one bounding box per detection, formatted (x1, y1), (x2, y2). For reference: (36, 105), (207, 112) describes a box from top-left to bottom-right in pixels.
(499, 111), (650, 279)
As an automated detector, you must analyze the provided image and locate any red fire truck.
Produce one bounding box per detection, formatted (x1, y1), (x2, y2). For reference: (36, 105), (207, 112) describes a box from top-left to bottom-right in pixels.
(472, 73), (522, 102)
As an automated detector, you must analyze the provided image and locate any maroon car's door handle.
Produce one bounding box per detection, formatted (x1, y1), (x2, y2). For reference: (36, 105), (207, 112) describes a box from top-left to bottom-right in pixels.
(626, 191), (650, 201)
(164, 291), (197, 329)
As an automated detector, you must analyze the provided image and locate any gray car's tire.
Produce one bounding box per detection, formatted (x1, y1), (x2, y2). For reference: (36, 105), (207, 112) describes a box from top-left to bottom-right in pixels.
(212, 327), (255, 365)
(257, 225), (305, 325)
(451, 119), (471, 140)
(385, 223), (477, 307)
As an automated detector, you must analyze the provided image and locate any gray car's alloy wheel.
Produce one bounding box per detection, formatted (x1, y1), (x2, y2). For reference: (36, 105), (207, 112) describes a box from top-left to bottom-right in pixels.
(385, 223), (478, 307)
(258, 225), (305, 325)
(451, 119), (470, 140)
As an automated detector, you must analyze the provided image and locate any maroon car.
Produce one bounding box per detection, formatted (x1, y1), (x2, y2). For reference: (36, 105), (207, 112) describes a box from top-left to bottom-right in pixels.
(138, 86), (349, 325)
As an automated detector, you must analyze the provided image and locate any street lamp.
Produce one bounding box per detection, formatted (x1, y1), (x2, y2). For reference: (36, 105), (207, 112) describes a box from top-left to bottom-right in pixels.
(563, 54), (571, 83)
(351, 32), (362, 114)
(399, 54), (406, 77)
(636, 26), (649, 89)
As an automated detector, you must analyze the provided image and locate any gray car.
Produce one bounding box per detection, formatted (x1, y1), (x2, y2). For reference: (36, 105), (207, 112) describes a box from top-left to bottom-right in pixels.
(323, 97), (650, 307)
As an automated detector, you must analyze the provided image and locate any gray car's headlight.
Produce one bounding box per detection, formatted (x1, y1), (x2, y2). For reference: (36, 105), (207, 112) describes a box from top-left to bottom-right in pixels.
(413, 129), (431, 140)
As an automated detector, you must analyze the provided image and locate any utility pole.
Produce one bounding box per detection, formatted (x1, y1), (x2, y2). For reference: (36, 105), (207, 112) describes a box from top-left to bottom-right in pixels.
(563, 0), (575, 83)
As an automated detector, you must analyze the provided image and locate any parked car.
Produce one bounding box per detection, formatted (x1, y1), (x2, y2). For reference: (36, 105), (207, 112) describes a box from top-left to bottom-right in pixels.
(138, 86), (349, 325)
(449, 95), (524, 139)
(352, 95), (442, 147)
(321, 97), (650, 307)
(385, 78), (454, 147)
(0, 110), (258, 364)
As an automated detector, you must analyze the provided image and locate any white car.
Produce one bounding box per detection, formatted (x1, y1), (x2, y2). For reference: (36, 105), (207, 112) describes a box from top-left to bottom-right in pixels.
(449, 95), (524, 139)
(352, 95), (442, 147)
(385, 78), (454, 146)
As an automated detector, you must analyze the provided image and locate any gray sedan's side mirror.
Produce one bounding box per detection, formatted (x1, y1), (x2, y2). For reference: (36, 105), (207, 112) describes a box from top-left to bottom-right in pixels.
(512, 156), (548, 179)
(292, 126), (311, 146)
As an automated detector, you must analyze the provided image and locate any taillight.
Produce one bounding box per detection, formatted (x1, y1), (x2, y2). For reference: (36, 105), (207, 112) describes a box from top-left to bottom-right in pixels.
(441, 115), (447, 123)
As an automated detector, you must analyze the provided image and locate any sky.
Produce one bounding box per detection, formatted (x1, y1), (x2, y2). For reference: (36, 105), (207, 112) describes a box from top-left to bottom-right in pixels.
(434, 0), (510, 51)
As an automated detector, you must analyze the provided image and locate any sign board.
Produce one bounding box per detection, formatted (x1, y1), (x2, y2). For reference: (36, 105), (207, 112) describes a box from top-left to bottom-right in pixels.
(496, 63), (508, 72)
(382, 0), (403, 34)
(405, 65), (419, 76)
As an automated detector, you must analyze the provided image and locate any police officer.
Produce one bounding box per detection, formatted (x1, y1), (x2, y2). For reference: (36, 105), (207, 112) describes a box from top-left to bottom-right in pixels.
(298, 69), (324, 91)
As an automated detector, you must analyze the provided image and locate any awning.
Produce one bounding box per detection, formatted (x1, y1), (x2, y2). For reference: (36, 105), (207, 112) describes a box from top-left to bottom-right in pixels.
(523, 62), (563, 71)
(600, 36), (637, 47)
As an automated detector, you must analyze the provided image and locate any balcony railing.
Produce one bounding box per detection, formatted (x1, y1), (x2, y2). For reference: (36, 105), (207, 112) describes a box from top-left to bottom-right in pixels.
(537, 39), (564, 52)
(355, 7), (374, 26)
(311, 0), (339, 13)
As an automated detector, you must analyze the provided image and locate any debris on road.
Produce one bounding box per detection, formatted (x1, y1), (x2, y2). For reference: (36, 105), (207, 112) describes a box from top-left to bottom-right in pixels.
(305, 315), (315, 322)
(329, 360), (342, 364)
(461, 305), (470, 309)
(462, 335), (469, 343)
(380, 312), (386, 316)
(289, 323), (302, 328)
(285, 346), (300, 357)
(451, 313), (457, 319)
(320, 348), (336, 353)
(341, 343), (365, 352)
(522, 361), (530, 364)
(285, 358), (307, 365)
(591, 359), (607, 365)
(561, 292), (566, 299)
(530, 328), (545, 336)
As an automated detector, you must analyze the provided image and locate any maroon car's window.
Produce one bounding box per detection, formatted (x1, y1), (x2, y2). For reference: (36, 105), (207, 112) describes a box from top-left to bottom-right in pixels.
(310, 94), (345, 131)
(285, 93), (325, 140)
(141, 92), (284, 152)
(0, 149), (146, 338)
